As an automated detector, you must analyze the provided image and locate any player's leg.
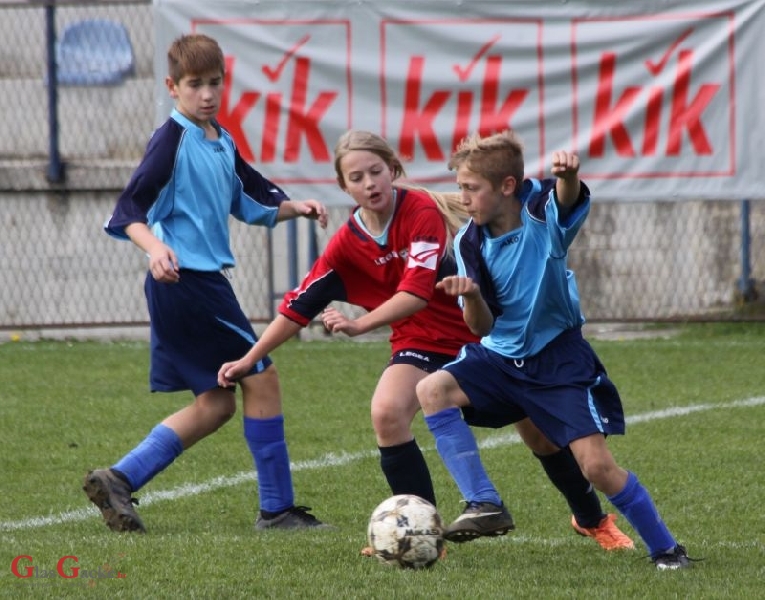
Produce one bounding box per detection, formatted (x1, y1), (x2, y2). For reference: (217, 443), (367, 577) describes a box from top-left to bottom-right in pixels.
(569, 434), (690, 568)
(83, 387), (237, 533)
(372, 362), (435, 505)
(514, 418), (634, 550)
(416, 352), (514, 542)
(239, 366), (329, 530)
(84, 270), (242, 533)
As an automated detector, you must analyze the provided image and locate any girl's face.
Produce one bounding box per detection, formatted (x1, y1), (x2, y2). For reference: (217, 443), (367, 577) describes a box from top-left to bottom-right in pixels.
(455, 165), (515, 228)
(166, 69), (223, 127)
(338, 150), (395, 213)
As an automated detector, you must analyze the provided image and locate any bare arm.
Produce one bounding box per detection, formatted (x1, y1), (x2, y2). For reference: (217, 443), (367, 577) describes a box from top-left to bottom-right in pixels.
(125, 222), (180, 283)
(217, 314), (303, 386)
(436, 276), (494, 337)
(322, 291), (427, 337)
(276, 199), (329, 229)
(550, 150), (581, 218)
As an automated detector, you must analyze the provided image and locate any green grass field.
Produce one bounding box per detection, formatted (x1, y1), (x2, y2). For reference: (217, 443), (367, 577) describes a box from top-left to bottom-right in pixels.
(1, 323), (764, 599)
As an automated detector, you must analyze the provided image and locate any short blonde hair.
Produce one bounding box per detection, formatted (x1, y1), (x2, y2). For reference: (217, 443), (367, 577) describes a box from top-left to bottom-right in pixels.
(449, 130), (525, 192)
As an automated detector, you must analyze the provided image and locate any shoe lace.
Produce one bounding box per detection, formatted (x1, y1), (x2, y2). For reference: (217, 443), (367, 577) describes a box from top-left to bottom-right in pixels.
(289, 505), (321, 524)
(648, 545), (702, 564)
(460, 500), (501, 515)
(596, 518), (629, 544)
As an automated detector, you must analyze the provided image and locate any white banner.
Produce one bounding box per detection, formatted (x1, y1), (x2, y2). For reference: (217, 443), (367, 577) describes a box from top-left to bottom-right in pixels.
(153, 0), (765, 202)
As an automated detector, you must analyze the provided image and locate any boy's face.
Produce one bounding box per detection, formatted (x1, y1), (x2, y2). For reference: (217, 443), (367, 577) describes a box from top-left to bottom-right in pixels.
(166, 69), (224, 127)
(455, 165), (515, 227)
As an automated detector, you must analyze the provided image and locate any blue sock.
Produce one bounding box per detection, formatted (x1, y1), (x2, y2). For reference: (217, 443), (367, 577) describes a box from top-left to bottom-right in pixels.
(608, 471), (676, 557)
(424, 407), (501, 505)
(112, 424), (183, 491)
(243, 415), (294, 514)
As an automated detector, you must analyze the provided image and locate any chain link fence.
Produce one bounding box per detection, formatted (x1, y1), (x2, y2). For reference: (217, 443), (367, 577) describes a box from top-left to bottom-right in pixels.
(1, 0), (763, 336)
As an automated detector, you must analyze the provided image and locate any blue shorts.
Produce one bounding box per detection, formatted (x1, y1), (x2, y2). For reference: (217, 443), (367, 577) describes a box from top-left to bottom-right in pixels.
(144, 269), (272, 395)
(444, 328), (625, 446)
(388, 349), (456, 373)
(388, 348), (501, 428)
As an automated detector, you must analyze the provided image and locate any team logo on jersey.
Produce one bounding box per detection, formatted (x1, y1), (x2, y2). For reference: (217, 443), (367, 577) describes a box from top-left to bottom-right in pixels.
(407, 241), (440, 270)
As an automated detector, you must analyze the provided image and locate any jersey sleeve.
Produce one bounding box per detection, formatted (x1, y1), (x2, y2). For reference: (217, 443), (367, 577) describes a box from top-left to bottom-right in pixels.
(104, 122), (179, 240)
(546, 181), (590, 256)
(279, 245), (348, 326)
(396, 200), (448, 301)
(454, 221), (503, 319)
(230, 146), (289, 227)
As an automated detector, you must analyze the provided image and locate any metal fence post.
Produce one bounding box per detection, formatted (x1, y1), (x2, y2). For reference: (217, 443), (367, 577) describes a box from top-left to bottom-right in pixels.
(45, 3), (65, 183)
(738, 198), (756, 302)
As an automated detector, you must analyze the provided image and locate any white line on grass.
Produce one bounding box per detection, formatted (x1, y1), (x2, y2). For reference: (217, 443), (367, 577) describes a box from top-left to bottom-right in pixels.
(2, 396), (763, 532)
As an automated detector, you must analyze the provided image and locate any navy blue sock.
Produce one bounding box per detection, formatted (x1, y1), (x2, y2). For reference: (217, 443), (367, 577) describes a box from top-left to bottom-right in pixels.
(424, 407), (500, 504)
(380, 439), (436, 506)
(535, 448), (604, 528)
(608, 471), (676, 556)
(112, 424), (183, 491)
(243, 415), (294, 514)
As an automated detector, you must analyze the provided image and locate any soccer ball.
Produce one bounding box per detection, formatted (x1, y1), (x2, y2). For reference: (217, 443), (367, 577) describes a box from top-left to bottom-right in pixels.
(366, 494), (444, 569)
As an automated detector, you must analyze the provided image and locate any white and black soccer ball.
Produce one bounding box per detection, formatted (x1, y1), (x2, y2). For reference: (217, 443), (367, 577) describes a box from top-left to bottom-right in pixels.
(367, 494), (444, 569)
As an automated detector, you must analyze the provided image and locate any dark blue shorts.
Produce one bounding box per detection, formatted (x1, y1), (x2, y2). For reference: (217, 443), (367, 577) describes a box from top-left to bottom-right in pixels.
(388, 348), (500, 428)
(444, 328), (625, 446)
(144, 270), (272, 396)
(388, 349), (456, 373)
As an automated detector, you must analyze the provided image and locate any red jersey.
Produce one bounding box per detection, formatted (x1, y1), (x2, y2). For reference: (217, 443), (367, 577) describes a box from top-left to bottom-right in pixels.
(279, 187), (479, 355)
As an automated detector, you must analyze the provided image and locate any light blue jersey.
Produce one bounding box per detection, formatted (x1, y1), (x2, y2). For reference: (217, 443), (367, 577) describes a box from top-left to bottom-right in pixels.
(105, 109), (287, 271)
(454, 178), (590, 358)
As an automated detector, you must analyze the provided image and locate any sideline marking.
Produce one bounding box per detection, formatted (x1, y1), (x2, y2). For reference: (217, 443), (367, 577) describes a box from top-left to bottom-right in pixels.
(1, 396), (763, 532)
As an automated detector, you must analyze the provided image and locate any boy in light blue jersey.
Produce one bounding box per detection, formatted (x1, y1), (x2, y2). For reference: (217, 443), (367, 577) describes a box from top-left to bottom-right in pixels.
(83, 33), (330, 533)
(416, 131), (694, 570)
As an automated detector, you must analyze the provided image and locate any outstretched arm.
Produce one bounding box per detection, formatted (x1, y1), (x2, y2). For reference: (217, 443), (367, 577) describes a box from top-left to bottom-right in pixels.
(436, 275), (494, 337)
(322, 291), (426, 337)
(551, 150), (581, 218)
(217, 314), (302, 386)
(276, 199), (329, 229)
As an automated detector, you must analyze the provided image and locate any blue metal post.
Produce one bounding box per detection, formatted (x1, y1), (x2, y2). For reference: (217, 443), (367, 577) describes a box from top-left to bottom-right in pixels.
(287, 219), (298, 291)
(738, 199), (756, 302)
(308, 219), (319, 266)
(45, 5), (64, 183)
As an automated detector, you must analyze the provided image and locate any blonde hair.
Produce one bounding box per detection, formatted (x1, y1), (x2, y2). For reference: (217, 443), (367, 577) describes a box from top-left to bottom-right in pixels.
(333, 129), (468, 244)
(449, 130), (525, 192)
(167, 33), (225, 83)
(398, 185), (468, 236)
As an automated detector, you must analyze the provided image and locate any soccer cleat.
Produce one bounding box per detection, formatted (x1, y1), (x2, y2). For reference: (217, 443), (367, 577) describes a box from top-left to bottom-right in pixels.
(571, 513), (635, 551)
(255, 506), (332, 530)
(82, 469), (146, 533)
(443, 501), (515, 543)
(652, 545), (694, 570)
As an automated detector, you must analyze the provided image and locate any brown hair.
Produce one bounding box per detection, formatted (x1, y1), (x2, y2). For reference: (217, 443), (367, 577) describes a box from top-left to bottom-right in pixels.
(167, 34), (225, 83)
(333, 130), (468, 237)
(448, 130), (525, 192)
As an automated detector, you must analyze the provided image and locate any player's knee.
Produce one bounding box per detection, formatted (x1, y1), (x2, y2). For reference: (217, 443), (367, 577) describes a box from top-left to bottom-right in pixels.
(256, 364), (280, 392)
(579, 456), (616, 489)
(195, 393), (236, 431)
(415, 375), (448, 414)
(371, 406), (409, 442)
